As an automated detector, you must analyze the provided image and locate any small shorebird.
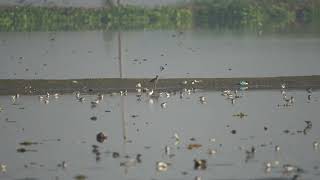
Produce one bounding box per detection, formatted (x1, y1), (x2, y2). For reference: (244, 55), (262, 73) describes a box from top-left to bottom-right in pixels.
(199, 96), (206, 103)
(97, 93), (104, 100)
(161, 102), (167, 108)
(283, 96), (294, 104)
(136, 82), (142, 88)
(150, 75), (159, 89)
(306, 87), (312, 93)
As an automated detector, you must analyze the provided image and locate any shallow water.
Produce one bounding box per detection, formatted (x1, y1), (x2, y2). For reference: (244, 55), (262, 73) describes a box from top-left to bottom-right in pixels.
(0, 89), (320, 180)
(1, 30), (320, 79)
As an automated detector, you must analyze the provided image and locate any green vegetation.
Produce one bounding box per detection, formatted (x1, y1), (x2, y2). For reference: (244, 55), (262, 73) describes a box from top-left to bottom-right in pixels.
(0, 0), (319, 31)
(0, 6), (192, 31)
(191, 0), (320, 29)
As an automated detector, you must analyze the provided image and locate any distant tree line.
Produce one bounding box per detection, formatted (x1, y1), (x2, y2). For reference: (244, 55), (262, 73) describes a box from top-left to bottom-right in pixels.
(0, 0), (319, 31)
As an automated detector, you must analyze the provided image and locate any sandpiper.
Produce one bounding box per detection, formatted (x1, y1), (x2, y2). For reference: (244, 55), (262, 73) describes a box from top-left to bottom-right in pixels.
(54, 93), (59, 99)
(306, 87), (312, 93)
(150, 75), (159, 89)
(75, 91), (80, 99)
(161, 102), (167, 108)
(97, 93), (104, 100)
(199, 96), (206, 103)
(147, 89), (154, 96)
(136, 82), (142, 88)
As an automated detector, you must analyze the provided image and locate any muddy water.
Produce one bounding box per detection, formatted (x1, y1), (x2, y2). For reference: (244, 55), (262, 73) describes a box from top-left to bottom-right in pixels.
(0, 89), (320, 180)
(1, 30), (320, 79)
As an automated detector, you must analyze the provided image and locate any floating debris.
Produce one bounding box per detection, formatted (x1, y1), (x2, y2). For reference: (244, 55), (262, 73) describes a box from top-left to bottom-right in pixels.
(19, 141), (39, 146)
(233, 112), (248, 118)
(16, 148), (37, 153)
(188, 144), (202, 150)
(120, 158), (137, 168)
(96, 132), (107, 143)
(156, 161), (169, 172)
(131, 114), (139, 118)
(74, 174), (87, 180)
(90, 116), (98, 121)
(194, 159), (207, 170)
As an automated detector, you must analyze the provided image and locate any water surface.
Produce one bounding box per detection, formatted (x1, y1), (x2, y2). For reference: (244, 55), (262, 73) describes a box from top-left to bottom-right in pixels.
(1, 30), (320, 79)
(0, 89), (319, 180)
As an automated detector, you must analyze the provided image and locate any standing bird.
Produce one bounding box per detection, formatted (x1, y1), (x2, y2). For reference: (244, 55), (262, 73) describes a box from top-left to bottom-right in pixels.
(306, 87), (312, 93)
(150, 75), (159, 90)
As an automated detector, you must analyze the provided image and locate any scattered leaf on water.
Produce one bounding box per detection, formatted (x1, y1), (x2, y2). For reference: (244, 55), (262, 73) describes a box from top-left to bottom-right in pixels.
(90, 116), (97, 121)
(187, 144), (202, 150)
(233, 112), (248, 118)
(19, 141), (39, 146)
(17, 148), (27, 153)
(74, 174), (87, 180)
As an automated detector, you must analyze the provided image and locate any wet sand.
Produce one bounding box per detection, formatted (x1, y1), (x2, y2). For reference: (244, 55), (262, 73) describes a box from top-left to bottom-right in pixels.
(0, 75), (319, 95)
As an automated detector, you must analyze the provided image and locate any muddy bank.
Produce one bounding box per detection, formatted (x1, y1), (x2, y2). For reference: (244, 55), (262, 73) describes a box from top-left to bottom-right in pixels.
(0, 75), (319, 95)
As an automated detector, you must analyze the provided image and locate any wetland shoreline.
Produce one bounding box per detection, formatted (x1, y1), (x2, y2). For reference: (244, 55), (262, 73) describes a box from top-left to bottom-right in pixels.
(1, 75), (320, 95)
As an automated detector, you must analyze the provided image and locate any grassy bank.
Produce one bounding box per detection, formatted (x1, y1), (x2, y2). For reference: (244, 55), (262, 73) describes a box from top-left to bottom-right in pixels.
(0, 0), (320, 31)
